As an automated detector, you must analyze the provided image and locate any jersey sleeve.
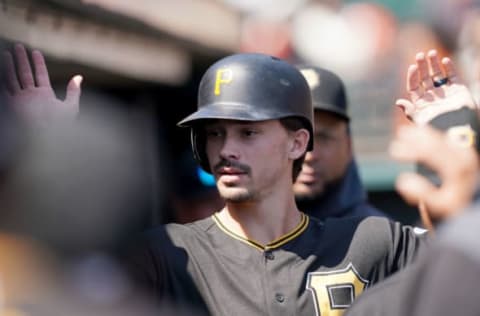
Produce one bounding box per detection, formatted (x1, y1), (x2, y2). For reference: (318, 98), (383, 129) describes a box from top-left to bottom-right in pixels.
(120, 223), (208, 310)
(318, 216), (429, 281)
(120, 227), (171, 299)
(386, 220), (429, 272)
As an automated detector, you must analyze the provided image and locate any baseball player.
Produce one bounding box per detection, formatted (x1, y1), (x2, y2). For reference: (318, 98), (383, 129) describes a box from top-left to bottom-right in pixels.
(126, 53), (430, 316)
(3, 45), (477, 316)
(293, 66), (388, 221)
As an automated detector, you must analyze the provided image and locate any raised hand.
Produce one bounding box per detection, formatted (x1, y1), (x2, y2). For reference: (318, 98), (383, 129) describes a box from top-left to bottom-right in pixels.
(389, 124), (479, 222)
(3, 43), (82, 127)
(396, 50), (477, 125)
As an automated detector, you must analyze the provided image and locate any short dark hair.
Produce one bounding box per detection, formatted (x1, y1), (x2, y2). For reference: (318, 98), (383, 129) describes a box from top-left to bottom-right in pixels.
(279, 117), (309, 181)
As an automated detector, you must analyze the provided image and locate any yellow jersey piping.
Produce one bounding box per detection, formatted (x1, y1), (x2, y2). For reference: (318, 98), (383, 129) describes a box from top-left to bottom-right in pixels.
(212, 213), (309, 251)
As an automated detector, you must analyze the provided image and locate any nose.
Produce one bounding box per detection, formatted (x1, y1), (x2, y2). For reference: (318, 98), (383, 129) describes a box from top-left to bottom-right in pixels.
(219, 134), (240, 161)
(303, 150), (317, 163)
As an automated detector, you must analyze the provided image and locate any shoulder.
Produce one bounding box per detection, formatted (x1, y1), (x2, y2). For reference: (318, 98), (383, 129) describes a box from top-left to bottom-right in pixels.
(142, 216), (217, 247)
(320, 215), (392, 234)
(124, 216), (218, 267)
(315, 215), (425, 237)
(323, 216), (427, 250)
(310, 215), (394, 248)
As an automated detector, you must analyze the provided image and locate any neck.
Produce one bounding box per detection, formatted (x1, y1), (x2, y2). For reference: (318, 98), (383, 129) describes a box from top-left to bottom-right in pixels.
(217, 187), (302, 246)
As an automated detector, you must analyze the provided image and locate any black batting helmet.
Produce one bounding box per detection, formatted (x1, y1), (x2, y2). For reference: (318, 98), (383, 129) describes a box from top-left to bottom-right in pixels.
(297, 66), (349, 121)
(178, 53), (313, 172)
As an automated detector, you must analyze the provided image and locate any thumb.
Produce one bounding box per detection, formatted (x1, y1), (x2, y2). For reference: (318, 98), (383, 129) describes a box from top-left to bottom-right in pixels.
(65, 75), (83, 109)
(395, 98), (415, 119)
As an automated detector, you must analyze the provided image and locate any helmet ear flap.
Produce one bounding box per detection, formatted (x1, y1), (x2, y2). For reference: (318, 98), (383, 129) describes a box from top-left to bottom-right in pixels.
(191, 128), (211, 173)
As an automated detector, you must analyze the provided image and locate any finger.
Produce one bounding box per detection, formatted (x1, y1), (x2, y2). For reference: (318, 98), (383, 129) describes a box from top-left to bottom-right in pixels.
(31, 50), (51, 88)
(3, 51), (21, 93)
(442, 57), (461, 84)
(14, 43), (35, 89)
(427, 50), (446, 82)
(395, 172), (437, 207)
(390, 125), (457, 176)
(65, 75), (83, 110)
(406, 64), (423, 102)
(416, 52), (433, 90)
(395, 98), (415, 118)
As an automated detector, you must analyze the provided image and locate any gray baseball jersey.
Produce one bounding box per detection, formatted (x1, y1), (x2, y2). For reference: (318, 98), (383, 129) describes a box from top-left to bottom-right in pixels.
(127, 214), (426, 316)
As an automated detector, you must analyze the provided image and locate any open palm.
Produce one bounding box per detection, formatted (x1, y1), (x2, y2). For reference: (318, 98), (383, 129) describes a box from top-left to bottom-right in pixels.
(3, 44), (82, 127)
(396, 50), (477, 125)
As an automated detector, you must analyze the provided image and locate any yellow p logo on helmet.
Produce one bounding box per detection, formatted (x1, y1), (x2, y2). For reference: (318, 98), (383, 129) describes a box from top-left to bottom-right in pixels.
(214, 68), (233, 95)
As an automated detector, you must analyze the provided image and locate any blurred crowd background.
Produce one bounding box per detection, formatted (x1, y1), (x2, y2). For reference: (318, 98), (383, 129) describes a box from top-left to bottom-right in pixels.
(2, 0), (480, 225)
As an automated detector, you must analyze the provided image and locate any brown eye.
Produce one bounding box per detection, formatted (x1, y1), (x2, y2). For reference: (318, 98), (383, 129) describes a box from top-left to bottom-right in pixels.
(315, 132), (335, 143)
(243, 130), (257, 137)
(206, 130), (223, 138)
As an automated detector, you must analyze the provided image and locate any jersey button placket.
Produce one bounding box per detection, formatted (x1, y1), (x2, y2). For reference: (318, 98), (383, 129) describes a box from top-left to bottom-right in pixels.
(275, 293), (285, 303)
(265, 250), (275, 261)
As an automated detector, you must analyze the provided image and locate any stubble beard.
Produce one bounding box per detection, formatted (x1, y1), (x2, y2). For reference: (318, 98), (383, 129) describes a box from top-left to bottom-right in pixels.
(213, 159), (255, 203)
(217, 185), (255, 203)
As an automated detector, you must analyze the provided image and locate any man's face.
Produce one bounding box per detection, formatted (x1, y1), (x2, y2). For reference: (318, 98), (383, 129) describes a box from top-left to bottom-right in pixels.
(204, 119), (295, 203)
(293, 111), (352, 199)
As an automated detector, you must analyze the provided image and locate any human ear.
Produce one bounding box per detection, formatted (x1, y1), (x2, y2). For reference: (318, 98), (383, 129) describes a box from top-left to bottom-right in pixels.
(288, 128), (310, 160)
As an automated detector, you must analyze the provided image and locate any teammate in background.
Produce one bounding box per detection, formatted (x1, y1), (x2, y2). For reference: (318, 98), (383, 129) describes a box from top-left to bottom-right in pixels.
(293, 66), (388, 220)
(3, 44), (478, 316)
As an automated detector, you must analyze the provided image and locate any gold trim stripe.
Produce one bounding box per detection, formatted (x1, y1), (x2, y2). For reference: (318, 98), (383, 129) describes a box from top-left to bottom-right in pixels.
(212, 213), (309, 251)
(212, 214), (265, 251)
(266, 214), (309, 249)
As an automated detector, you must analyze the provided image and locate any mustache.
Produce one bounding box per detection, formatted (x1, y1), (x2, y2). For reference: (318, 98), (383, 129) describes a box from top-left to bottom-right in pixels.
(213, 159), (251, 174)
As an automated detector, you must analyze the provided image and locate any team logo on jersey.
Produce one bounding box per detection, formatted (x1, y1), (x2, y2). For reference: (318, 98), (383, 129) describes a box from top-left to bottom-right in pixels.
(306, 263), (369, 316)
(214, 68), (233, 95)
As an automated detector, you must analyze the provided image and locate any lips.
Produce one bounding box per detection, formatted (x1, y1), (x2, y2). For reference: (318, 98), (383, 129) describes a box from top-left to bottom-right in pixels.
(213, 160), (251, 185)
(216, 170), (246, 187)
(296, 171), (317, 184)
(217, 166), (245, 175)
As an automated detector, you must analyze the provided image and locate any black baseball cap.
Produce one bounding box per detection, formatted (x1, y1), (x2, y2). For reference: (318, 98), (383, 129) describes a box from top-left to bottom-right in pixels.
(297, 66), (349, 121)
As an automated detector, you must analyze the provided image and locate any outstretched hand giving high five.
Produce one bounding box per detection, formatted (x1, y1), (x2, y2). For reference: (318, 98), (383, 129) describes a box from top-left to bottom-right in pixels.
(393, 49), (480, 226)
(3, 43), (82, 127)
(396, 49), (477, 125)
